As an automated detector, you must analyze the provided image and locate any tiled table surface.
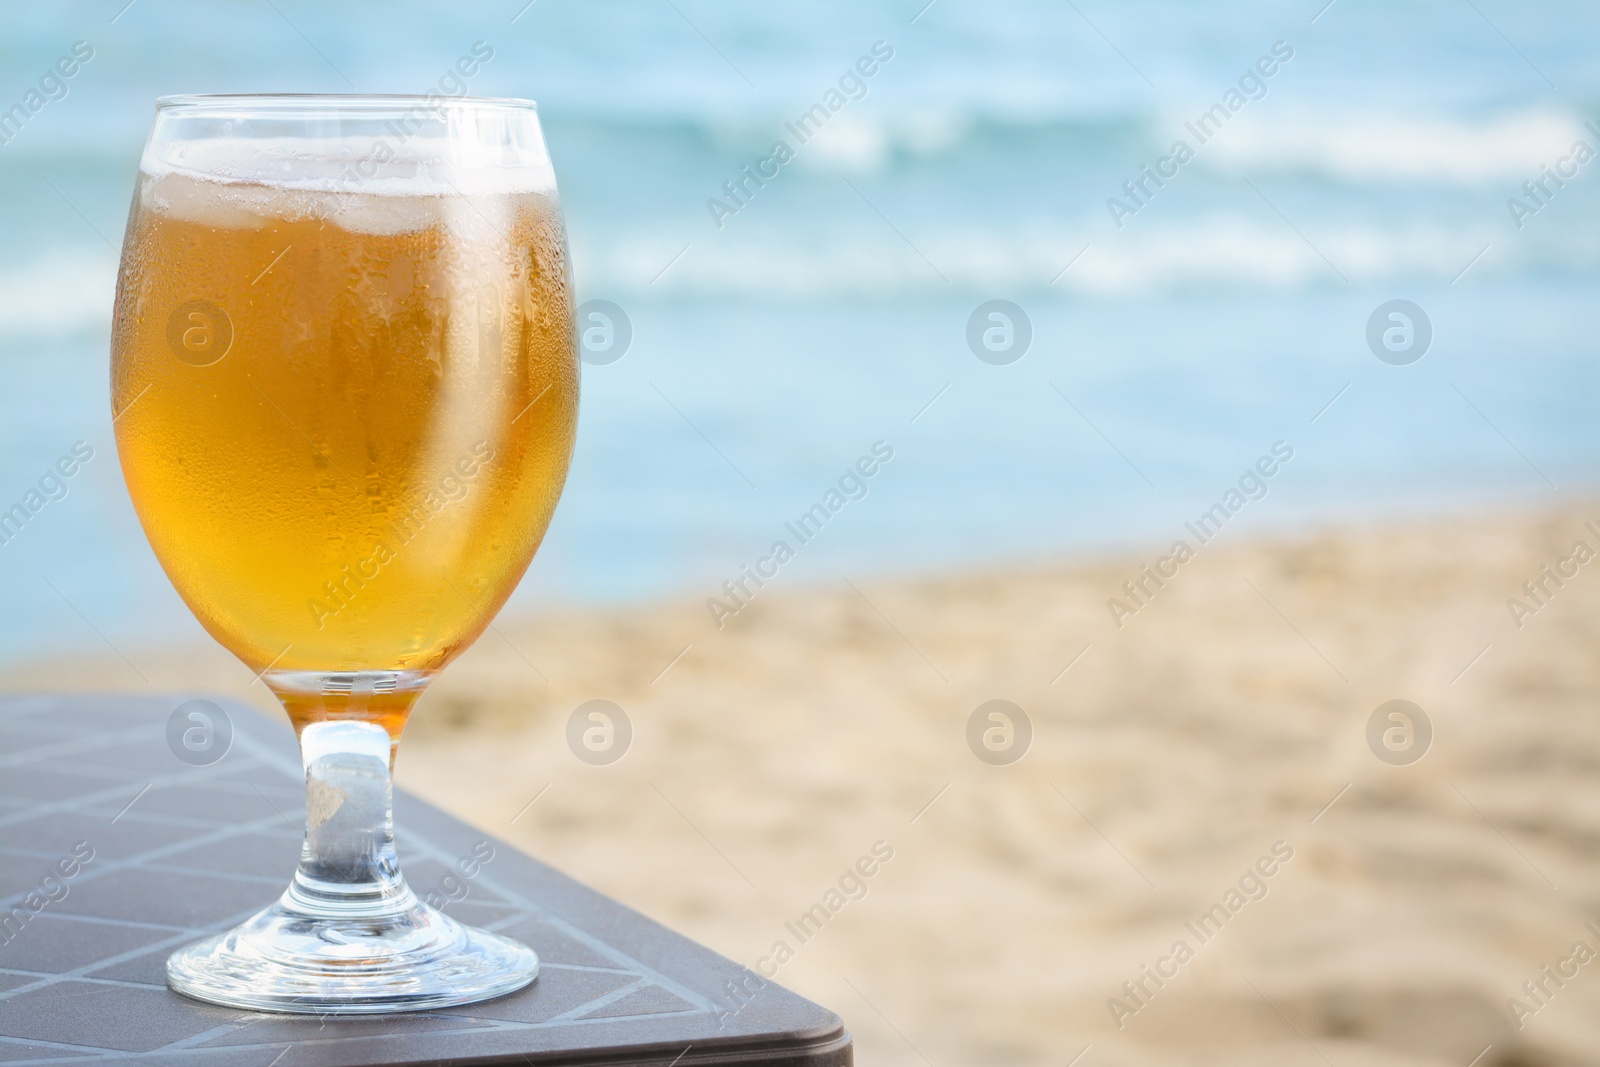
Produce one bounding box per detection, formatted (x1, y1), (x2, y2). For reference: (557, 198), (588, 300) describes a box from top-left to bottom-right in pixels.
(0, 695), (851, 1066)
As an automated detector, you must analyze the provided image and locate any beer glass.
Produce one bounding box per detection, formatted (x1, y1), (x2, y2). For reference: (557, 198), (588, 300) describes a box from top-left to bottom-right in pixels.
(111, 95), (577, 1012)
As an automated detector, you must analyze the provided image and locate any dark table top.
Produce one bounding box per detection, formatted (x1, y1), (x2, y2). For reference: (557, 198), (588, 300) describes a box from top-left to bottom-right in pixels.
(0, 695), (851, 1067)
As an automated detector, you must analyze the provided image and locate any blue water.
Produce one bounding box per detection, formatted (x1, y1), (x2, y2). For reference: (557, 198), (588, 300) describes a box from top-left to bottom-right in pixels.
(1, 1), (1597, 663)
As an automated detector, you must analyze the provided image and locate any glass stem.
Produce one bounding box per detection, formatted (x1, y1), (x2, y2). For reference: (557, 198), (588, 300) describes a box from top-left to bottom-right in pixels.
(288, 719), (413, 918)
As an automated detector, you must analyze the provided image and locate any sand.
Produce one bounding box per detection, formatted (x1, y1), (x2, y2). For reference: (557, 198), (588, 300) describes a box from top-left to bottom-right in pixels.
(7, 504), (1600, 1066)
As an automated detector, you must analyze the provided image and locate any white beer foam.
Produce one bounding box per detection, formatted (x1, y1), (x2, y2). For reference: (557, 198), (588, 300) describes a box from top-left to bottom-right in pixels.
(140, 134), (556, 235)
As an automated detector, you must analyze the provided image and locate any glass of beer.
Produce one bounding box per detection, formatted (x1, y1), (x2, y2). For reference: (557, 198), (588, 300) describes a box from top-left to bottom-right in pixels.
(111, 95), (577, 1013)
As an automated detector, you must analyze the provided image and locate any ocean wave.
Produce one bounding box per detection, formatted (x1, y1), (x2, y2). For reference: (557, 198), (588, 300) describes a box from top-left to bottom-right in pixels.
(0, 250), (117, 339)
(1197, 109), (1597, 183)
(578, 216), (1595, 298)
(553, 106), (1599, 186)
(5, 216), (1593, 335)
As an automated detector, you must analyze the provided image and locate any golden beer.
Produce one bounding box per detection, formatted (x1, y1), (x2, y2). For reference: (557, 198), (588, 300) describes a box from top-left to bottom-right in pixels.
(112, 166), (577, 729)
(132, 96), (569, 1013)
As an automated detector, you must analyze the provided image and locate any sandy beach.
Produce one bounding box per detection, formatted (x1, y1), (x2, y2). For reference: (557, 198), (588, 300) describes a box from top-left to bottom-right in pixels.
(7, 504), (1600, 1066)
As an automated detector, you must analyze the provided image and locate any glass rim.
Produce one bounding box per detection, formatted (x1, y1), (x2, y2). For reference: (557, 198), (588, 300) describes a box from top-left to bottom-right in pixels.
(155, 93), (540, 113)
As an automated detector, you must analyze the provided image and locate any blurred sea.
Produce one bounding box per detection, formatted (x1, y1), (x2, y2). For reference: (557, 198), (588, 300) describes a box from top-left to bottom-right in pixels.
(0, 0), (1596, 664)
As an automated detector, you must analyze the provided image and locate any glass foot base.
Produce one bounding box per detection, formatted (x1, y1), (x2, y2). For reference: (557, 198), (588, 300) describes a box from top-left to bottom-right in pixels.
(167, 895), (538, 1014)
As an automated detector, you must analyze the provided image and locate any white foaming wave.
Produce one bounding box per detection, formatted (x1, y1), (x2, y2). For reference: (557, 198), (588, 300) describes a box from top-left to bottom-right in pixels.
(1198, 109), (1596, 183)
(703, 106), (1597, 184)
(794, 113), (891, 173)
(0, 222), (1578, 348)
(586, 217), (1581, 298)
(0, 249), (117, 339)
(1066, 219), (1500, 294)
(707, 111), (976, 176)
